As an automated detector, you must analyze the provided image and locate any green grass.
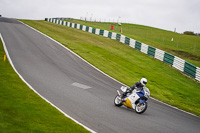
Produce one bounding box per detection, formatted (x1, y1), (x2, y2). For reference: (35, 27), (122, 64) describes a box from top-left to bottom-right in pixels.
(20, 20), (200, 116)
(65, 19), (200, 67)
(0, 38), (89, 132)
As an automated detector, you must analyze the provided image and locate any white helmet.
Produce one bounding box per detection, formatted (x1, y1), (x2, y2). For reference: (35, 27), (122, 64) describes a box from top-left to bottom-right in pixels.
(140, 78), (147, 86)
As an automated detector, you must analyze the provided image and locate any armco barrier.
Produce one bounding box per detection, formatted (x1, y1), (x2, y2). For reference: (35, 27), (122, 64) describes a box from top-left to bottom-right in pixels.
(108, 32), (112, 39)
(89, 27), (93, 33)
(74, 24), (77, 28)
(135, 41), (142, 51)
(86, 26), (89, 32)
(163, 52), (175, 66)
(99, 30), (104, 36)
(92, 28), (96, 34)
(155, 48), (165, 61)
(147, 46), (156, 57)
(103, 30), (109, 37)
(196, 67), (200, 81)
(80, 25), (83, 30)
(130, 39), (135, 48)
(125, 37), (130, 45)
(82, 25), (86, 31)
(111, 32), (117, 40)
(172, 56), (185, 72)
(120, 35), (125, 44)
(141, 43), (148, 54)
(45, 18), (200, 82)
(77, 24), (80, 29)
(184, 62), (196, 78)
(116, 33), (121, 41)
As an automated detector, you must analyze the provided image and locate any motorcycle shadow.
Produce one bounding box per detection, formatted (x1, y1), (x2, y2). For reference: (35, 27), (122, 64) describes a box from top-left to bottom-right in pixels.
(113, 104), (150, 116)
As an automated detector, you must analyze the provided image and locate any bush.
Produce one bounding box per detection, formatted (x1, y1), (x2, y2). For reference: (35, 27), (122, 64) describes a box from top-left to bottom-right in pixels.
(183, 31), (195, 35)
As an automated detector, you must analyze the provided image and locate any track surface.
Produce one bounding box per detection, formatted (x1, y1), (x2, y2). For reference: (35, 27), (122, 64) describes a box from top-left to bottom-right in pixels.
(0, 17), (200, 133)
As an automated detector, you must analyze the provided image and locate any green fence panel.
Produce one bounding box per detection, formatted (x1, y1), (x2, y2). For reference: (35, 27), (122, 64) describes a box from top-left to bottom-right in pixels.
(62, 21), (64, 25)
(74, 24), (77, 28)
(116, 34), (121, 41)
(69, 23), (72, 27)
(125, 37), (130, 45)
(147, 46), (156, 57)
(108, 32), (112, 38)
(79, 25), (83, 30)
(99, 30), (104, 36)
(163, 52), (175, 66)
(92, 28), (96, 34)
(86, 26), (89, 32)
(65, 21), (68, 26)
(184, 62), (197, 78)
(135, 41), (141, 51)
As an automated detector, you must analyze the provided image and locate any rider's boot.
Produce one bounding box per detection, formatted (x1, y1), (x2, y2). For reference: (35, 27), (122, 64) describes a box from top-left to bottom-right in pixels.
(122, 98), (126, 102)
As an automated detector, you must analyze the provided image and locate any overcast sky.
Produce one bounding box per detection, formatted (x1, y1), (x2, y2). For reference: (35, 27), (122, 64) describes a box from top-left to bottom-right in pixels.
(1, 0), (199, 33)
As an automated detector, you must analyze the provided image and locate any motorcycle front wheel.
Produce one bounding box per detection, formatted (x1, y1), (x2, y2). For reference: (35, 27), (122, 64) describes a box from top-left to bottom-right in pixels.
(114, 96), (123, 107)
(135, 102), (148, 114)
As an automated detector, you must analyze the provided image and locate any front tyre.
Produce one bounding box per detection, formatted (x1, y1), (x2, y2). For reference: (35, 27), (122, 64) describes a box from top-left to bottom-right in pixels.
(135, 102), (148, 114)
(114, 96), (123, 107)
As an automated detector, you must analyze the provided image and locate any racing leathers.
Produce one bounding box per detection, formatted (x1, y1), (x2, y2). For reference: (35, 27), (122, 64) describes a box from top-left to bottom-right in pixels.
(122, 82), (144, 98)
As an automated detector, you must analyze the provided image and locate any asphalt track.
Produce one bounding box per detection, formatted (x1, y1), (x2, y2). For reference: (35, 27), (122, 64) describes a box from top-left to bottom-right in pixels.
(0, 17), (200, 133)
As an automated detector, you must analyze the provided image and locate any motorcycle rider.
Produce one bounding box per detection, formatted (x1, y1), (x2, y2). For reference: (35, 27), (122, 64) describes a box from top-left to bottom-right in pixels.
(122, 78), (147, 98)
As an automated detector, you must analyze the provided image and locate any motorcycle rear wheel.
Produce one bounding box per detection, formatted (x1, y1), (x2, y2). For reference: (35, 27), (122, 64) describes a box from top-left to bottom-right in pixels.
(114, 96), (123, 107)
(135, 102), (148, 114)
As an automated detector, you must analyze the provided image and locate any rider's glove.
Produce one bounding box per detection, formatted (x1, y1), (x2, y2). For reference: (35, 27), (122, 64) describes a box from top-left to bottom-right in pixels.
(127, 88), (131, 93)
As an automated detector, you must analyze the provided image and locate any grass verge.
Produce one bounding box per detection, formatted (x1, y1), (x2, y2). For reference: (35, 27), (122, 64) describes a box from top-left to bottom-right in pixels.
(0, 36), (89, 132)
(65, 19), (200, 67)
(20, 20), (200, 116)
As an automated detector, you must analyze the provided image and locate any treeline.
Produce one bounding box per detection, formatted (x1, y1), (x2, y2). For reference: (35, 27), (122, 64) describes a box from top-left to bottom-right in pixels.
(183, 31), (200, 36)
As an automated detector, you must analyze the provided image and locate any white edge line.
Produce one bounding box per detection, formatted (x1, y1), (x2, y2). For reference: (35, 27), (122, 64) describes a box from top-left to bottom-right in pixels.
(150, 97), (200, 118)
(15, 20), (200, 119)
(0, 33), (97, 133)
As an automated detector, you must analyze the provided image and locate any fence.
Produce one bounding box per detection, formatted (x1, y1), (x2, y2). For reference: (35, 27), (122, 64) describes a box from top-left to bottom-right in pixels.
(45, 18), (200, 82)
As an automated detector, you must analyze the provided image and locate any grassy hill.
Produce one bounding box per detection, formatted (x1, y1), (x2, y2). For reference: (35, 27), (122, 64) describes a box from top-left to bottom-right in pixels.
(65, 19), (200, 67)
(20, 20), (200, 116)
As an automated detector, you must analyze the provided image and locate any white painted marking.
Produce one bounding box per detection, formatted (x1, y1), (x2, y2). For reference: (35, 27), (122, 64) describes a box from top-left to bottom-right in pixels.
(72, 82), (91, 89)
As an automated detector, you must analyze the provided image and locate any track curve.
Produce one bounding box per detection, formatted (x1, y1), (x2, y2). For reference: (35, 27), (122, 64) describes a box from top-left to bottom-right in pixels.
(0, 17), (199, 133)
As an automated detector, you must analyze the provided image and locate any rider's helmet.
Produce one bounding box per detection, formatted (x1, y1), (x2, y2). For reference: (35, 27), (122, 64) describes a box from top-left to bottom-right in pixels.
(140, 78), (147, 86)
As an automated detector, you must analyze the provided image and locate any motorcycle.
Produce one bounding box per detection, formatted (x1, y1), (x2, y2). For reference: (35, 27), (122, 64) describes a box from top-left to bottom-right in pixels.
(114, 86), (150, 114)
